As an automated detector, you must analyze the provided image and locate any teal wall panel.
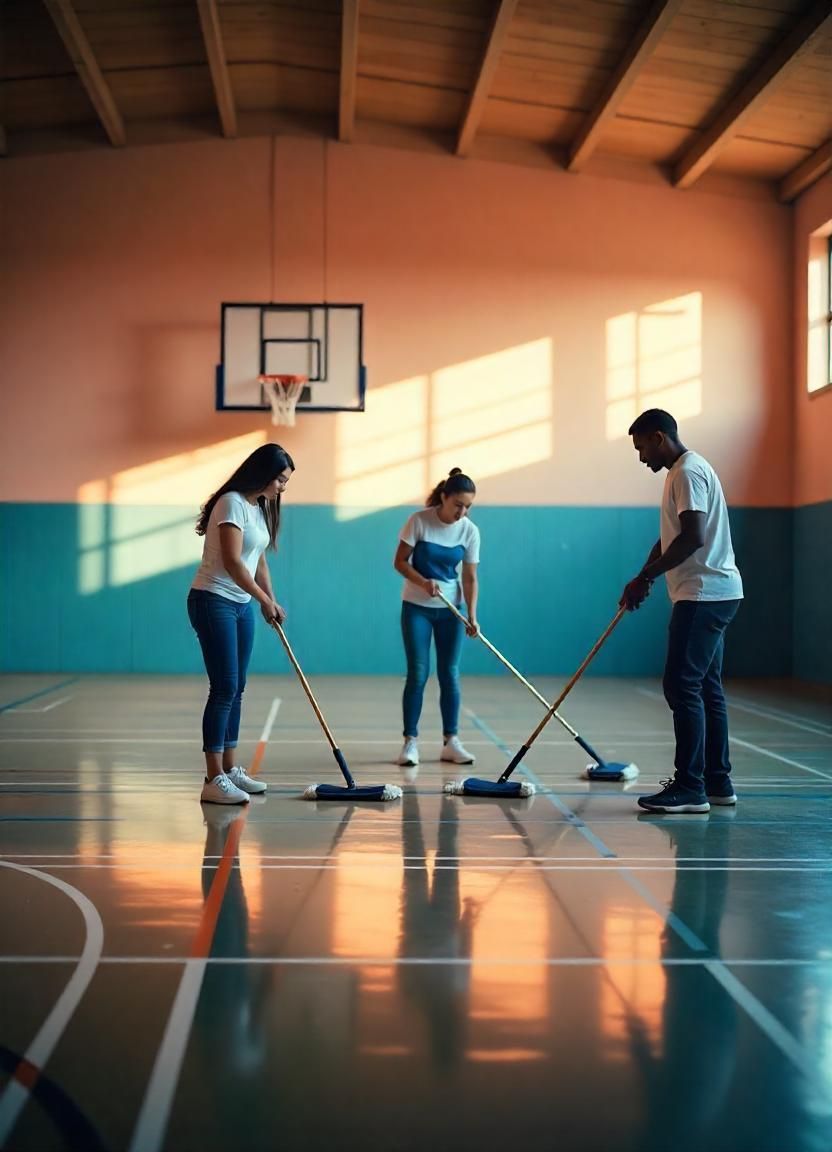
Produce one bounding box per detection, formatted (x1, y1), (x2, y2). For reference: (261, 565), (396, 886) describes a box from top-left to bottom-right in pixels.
(0, 502), (797, 679)
(794, 500), (832, 684)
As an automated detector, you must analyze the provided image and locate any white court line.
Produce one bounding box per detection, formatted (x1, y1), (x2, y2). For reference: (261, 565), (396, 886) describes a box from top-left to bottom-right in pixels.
(730, 735), (832, 784)
(128, 959), (206, 1152)
(723, 697), (831, 737)
(636, 689), (832, 783)
(0, 736), (681, 746)
(129, 692), (278, 1152)
(2, 954), (832, 968)
(260, 697), (281, 743)
(636, 686), (831, 739)
(8, 697), (74, 715)
(7, 853), (832, 863)
(467, 700), (832, 1097)
(0, 862), (104, 1147)
(10, 863), (832, 873)
(704, 961), (822, 1085)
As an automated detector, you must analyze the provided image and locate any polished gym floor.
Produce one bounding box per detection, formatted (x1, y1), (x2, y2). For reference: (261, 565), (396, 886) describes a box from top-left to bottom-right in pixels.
(1, 673), (832, 1151)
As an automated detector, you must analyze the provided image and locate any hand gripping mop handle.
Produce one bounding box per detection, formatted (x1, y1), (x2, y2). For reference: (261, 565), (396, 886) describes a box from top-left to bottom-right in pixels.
(499, 607), (626, 782)
(271, 621), (356, 788)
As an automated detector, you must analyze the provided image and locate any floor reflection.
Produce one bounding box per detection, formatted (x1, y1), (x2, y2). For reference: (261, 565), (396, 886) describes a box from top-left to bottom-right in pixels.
(193, 803), (272, 1080)
(398, 791), (473, 1070)
(636, 812), (737, 1151)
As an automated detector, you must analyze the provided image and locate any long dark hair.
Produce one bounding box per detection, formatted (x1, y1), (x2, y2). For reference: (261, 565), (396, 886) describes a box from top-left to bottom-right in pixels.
(196, 443), (295, 550)
(427, 467), (476, 507)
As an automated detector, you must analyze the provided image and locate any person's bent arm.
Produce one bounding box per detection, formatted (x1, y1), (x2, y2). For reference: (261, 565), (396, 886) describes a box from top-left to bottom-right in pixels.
(461, 563), (479, 636)
(220, 524), (280, 621)
(394, 540), (438, 598)
(255, 551), (286, 623)
(620, 514), (706, 610)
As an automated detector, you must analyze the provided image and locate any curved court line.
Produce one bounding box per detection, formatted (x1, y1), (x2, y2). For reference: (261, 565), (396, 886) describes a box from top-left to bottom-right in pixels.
(127, 695), (279, 1152)
(128, 817), (244, 1152)
(0, 861), (104, 1149)
(0, 1044), (107, 1152)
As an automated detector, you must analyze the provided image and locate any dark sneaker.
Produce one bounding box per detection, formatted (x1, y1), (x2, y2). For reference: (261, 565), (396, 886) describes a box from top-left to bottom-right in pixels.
(705, 780), (737, 806)
(707, 790), (737, 806)
(637, 778), (710, 814)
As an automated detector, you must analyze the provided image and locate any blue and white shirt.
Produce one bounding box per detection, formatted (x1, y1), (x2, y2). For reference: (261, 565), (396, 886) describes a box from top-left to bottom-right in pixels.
(399, 507), (480, 607)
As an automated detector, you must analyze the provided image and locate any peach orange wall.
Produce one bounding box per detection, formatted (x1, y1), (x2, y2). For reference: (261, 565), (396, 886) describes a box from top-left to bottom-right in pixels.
(1, 134), (792, 508)
(793, 172), (832, 508)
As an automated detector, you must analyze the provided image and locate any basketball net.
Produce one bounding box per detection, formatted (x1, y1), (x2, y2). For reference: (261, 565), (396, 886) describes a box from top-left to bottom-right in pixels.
(259, 374), (307, 427)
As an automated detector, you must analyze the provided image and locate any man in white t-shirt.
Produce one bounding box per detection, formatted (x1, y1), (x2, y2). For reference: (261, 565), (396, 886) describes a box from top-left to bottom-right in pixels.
(620, 409), (743, 814)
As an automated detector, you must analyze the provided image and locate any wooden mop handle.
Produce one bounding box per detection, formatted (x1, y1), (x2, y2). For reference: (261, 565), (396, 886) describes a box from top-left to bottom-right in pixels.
(526, 607), (626, 745)
(271, 620), (338, 751)
(435, 590), (551, 710)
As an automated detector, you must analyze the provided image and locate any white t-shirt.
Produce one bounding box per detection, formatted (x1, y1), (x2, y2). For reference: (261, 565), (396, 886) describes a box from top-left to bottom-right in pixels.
(191, 492), (270, 603)
(660, 451), (743, 603)
(400, 507), (480, 607)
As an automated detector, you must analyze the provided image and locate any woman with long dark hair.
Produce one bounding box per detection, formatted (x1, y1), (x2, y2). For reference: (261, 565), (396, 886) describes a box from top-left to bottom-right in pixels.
(188, 443), (295, 804)
(393, 468), (480, 772)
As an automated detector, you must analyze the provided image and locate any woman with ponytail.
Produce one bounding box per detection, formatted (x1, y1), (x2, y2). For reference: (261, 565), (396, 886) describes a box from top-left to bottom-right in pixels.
(188, 443), (294, 804)
(393, 468), (480, 772)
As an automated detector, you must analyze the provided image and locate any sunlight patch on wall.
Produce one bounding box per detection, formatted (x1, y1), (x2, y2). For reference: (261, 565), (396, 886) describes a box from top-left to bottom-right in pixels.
(76, 431), (267, 593)
(334, 340), (553, 520)
(430, 340), (553, 479)
(807, 236), (831, 393)
(334, 376), (429, 516)
(605, 293), (703, 440)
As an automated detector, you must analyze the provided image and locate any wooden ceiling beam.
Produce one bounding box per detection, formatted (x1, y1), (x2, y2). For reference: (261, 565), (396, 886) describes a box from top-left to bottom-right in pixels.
(456, 0), (518, 158)
(339, 0), (360, 143)
(197, 0), (237, 138)
(674, 0), (832, 190)
(567, 0), (684, 173)
(42, 0), (125, 147)
(779, 139), (832, 203)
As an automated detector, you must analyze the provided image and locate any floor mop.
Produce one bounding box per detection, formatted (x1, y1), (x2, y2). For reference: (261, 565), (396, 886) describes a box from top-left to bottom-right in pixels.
(437, 592), (638, 787)
(441, 602), (637, 797)
(271, 621), (402, 802)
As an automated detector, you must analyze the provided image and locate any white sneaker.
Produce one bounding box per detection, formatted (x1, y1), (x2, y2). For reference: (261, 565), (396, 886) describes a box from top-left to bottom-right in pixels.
(227, 765), (267, 794)
(200, 774), (250, 805)
(397, 738), (419, 767)
(440, 736), (475, 765)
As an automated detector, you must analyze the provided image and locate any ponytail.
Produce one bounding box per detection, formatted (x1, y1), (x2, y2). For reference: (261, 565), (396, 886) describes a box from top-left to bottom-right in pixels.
(426, 467), (476, 507)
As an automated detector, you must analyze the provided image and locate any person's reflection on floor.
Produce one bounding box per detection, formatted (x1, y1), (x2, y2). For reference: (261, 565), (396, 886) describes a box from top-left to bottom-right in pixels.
(398, 791), (475, 1071)
(636, 811), (738, 1151)
(195, 802), (272, 1080)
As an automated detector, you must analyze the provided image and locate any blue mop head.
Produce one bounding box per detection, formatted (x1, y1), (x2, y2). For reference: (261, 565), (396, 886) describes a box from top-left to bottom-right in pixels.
(443, 777), (535, 798)
(304, 783), (403, 801)
(581, 762), (639, 782)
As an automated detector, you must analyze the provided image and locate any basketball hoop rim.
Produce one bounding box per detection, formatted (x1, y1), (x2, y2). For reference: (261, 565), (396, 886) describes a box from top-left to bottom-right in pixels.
(258, 374), (309, 386)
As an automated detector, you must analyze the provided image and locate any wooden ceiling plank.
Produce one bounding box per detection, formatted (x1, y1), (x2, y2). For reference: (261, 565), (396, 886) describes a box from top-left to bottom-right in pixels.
(339, 0), (360, 142)
(779, 137), (832, 201)
(674, 0), (832, 189)
(196, 0), (237, 138)
(456, 0), (519, 157)
(42, 0), (126, 146)
(568, 0), (685, 172)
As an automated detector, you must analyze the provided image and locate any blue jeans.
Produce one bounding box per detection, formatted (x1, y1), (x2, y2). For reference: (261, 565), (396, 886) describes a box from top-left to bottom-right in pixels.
(663, 600), (741, 794)
(187, 589), (255, 754)
(401, 602), (464, 737)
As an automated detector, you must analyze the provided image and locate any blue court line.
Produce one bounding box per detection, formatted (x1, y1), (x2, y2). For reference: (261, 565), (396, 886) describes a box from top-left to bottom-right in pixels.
(465, 705), (828, 1092)
(464, 708), (617, 859)
(0, 678), (80, 714)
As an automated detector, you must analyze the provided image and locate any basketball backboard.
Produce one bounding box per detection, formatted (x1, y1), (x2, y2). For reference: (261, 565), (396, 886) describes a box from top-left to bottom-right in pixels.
(216, 302), (365, 413)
